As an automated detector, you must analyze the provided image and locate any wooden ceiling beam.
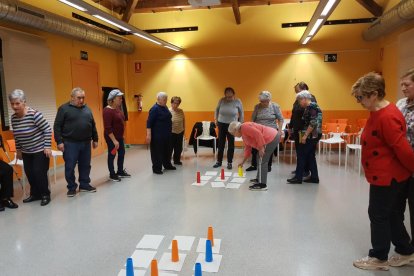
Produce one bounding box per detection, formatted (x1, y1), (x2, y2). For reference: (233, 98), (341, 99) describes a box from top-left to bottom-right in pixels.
(232, 0), (241, 24)
(355, 0), (383, 17)
(122, 0), (140, 22)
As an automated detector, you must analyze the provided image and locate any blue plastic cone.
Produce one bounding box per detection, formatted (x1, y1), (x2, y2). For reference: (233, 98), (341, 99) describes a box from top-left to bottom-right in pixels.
(205, 239), (213, 262)
(194, 262), (202, 276)
(126, 257), (134, 276)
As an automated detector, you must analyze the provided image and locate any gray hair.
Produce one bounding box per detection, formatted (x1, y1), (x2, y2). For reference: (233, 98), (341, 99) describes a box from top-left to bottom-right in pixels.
(157, 91), (168, 99)
(259, 91), (271, 101)
(228, 121), (242, 135)
(296, 90), (312, 100)
(71, 87), (84, 96)
(8, 89), (26, 102)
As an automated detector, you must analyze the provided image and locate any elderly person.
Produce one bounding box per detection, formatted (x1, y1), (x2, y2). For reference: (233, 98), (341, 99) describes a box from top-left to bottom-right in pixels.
(146, 92), (175, 174)
(351, 73), (414, 271)
(169, 96), (185, 165)
(214, 87), (244, 169)
(54, 87), (98, 197)
(230, 121), (279, 191)
(396, 68), (414, 247)
(246, 91), (283, 172)
(9, 89), (52, 206)
(103, 89), (130, 182)
(0, 159), (18, 211)
(287, 91), (322, 184)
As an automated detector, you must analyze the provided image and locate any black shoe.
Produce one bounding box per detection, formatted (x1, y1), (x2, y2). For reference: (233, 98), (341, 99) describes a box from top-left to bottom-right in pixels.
(304, 178), (319, 184)
(249, 178), (259, 183)
(40, 196), (51, 206)
(268, 166), (272, 172)
(109, 174), (121, 182)
(164, 166), (176, 170)
(246, 166), (257, 171)
(79, 185), (97, 193)
(249, 183), (268, 191)
(2, 198), (18, 209)
(227, 163), (232, 170)
(174, 161), (183, 165)
(153, 170), (163, 175)
(23, 195), (41, 203)
(213, 162), (222, 168)
(117, 169), (131, 178)
(67, 190), (76, 197)
(291, 170), (296, 175)
(287, 177), (302, 184)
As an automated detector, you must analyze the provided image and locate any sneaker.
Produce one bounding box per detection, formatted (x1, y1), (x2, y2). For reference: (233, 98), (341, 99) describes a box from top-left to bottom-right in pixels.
(388, 253), (414, 267)
(249, 183), (268, 191)
(79, 185), (97, 193)
(117, 169), (131, 178)
(67, 190), (76, 197)
(250, 178), (259, 183)
(110, 174), (121, 182)
(213, 162), (222, 168)
(227, 163), (232, 170)
(353, 256), (389, 271)
(246, 166), (257, 171)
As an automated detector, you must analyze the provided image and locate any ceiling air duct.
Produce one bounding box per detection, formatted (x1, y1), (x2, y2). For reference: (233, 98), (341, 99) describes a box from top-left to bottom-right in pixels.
(0, 0), (134, 53)
(363, 0), (414, 41)
(188, 0), (221, 7)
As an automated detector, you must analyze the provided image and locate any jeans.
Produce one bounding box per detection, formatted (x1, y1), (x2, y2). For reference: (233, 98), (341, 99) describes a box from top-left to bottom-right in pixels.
(22, 151), (50, 197)
(105, 137), (125, 176)
(63, 141), (92, 191)
(295, 135), (320, 180)
(169, 132), (184, 164)
(217, 122), (234, 164)
(368, 179), (414, 260)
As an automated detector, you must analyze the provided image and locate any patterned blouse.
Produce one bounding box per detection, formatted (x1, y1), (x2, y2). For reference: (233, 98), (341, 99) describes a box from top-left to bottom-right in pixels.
(396, 97), (414, 148)
(302, 102), (323, 139)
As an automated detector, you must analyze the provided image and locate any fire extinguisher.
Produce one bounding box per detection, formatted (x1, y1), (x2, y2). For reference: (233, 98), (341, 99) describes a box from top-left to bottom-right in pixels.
(134, 94), (143, 111)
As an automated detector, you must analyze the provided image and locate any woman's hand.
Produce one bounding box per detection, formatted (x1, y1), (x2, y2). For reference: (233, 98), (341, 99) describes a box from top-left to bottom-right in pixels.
(301, 135), (307, 144)
(113, 140), (120, 150)
(16, 150), (22, 160)
(146, 134), (151, 144)
(44, 148), (52, 158)
(259, 148), (265, 157)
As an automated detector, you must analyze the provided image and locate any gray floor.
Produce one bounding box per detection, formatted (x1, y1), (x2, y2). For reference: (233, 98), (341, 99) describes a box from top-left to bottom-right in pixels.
(1, 146), (413, 276)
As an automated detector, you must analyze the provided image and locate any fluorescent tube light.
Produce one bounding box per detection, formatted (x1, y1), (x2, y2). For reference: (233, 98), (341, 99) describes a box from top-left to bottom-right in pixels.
(321, 0), (337, 16)
(309, 18), (323, 36)
(302, 36), (312, 45)
(93, 15), (131, 32)
(164, 45), (180, 52)
(133, 33), (162, 45)
(59, 0), (88, 12)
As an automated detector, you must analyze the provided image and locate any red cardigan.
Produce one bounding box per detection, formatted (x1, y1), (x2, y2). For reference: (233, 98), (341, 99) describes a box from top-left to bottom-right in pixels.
(361, 103), (414, 186)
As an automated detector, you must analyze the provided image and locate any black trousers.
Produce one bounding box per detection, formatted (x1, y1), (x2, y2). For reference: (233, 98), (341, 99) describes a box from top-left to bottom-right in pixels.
(368, 179), (414, 260)
(22, 151), (50, 197)
(295, 136), (320, 180)
(150, 137), (172, 172)
(169, 132), (184, 163)
(400, 176), (414, 246)
(217, 122), (234, 164)
(0, 160), (14, 199)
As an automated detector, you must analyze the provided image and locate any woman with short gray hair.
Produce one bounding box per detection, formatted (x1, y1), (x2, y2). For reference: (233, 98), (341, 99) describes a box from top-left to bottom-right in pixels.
(9, 89), (52, 206)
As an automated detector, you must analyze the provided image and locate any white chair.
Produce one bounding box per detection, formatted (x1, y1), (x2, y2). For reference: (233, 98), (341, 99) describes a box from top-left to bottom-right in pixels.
(6, 139), (26, 196)
(345, 130), (363, 174)
(318, 133), (345, 166)
(196, 121), (216, 159)
(51, 150), (63, 185)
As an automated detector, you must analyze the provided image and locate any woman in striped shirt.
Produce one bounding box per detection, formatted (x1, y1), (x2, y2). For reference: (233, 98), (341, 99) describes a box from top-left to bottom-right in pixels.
(9, 89), (52, 206)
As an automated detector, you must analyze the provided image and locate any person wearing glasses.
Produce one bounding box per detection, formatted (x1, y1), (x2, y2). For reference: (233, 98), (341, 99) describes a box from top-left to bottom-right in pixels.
(351, 72), (414, 271)
(246, 91), (283, 172)
(169, 96), (185, 165)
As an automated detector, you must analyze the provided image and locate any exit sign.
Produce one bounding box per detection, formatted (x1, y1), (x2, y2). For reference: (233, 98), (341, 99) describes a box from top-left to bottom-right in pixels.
(324, 53), (337, 62)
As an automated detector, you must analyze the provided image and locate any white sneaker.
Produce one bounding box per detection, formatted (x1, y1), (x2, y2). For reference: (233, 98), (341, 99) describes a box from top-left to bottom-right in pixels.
(388, 253), (414, 267)
(353, 256), (389, 271)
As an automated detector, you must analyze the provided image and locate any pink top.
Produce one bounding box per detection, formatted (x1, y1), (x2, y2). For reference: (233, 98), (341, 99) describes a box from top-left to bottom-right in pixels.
(240, 122), (278, 158)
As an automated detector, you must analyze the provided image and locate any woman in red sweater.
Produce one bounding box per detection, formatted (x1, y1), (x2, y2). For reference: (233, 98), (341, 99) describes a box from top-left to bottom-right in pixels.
(352, 73), (414, 271)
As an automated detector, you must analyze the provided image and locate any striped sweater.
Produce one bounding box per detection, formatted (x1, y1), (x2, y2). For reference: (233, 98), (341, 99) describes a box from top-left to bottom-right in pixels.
(11, 107), (52, 153)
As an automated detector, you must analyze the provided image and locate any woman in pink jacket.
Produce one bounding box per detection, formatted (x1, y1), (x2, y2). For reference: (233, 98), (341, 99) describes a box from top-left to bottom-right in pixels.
(228, 121), (280, 191)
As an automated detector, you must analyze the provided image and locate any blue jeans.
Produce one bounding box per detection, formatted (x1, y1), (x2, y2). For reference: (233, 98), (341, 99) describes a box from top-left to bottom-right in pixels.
(105, 137), (125, 175)
(295, 136), (320, 180)
(63, 141), (92, 191)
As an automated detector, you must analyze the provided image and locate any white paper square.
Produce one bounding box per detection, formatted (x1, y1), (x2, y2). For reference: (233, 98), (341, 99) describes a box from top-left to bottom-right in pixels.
(159, 272), (178, 276)
(118, 269), (145, 276)
(224, 172), (232, 176)
(233, 172), (246, 177)
(225, 183), (241, 189)
(196, 238), (222, 254)
(192, 181), (208, 186)
(211, 182), (225, 188)
(168, 236), (195, 251)
(205, 171), (218, 176)
(136, 235), (164, 249)
(158, 252), (187, 272)
(130, 250), (157, 268)
(214, 177), (229, 182)
(194, 253), (223, 273)
(230, 177), (246, 183)
(200, 175), (212, 181)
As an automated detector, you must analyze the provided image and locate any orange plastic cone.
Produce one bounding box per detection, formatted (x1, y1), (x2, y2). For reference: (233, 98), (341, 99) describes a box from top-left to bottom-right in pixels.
(207, 226), (214, 246)
(171, 239), (179, 262)
(151, 259), (158, 276)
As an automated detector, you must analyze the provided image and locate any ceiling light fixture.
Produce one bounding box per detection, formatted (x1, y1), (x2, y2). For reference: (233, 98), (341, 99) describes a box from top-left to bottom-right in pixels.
(58, 0), (182, 51)
(299, 0), (340, 45)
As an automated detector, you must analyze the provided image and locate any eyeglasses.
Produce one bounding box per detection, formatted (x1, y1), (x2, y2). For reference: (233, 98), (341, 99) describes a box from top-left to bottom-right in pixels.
(354, 95), (364, 101)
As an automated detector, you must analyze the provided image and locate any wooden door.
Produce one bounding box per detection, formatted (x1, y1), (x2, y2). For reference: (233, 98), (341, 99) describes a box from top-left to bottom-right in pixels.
(70, 58), (105, 156)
